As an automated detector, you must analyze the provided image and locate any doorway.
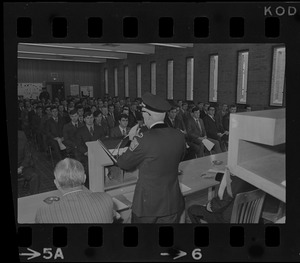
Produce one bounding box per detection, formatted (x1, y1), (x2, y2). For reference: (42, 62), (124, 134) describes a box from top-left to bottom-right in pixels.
(46, 82), (65, 101)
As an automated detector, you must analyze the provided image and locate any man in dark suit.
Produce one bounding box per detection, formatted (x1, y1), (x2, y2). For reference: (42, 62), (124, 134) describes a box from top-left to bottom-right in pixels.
(35, 158), (115, 223)
(39, 86), (50, 101)
(186, 107), (221, 157)
(32, 106), (44, 152)
(45, 106), (65, 161)
(203, 106), (224, 152)
(93, 109), (109, 138)
(110, 114), (130, 138)
(117, 92), (186, 223)
(18, 125), (40, 195)
(108, 104), (117, 128)
(76, 110), (107, 158)
(187, 171), (257, 223)
(62, 109), (84, 159)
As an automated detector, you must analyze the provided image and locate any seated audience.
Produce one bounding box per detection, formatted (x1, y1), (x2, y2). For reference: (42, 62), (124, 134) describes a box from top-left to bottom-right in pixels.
(202, 106), (224, 152)
(31, 106), (44, 152)
(222, 104), (237, 144)
(110, 114), (130, 138)
(45, 106), (65, 161)
(187, 170), (257, 223)
(18, 124), (40, 195)
(93, 109), (109, 138)
(62, 109), (84, 159)
(108, 104), (117, 128)
(186, 107), (221, 157)
(200, 102), (210, 119)
(35, 158), (115, 223)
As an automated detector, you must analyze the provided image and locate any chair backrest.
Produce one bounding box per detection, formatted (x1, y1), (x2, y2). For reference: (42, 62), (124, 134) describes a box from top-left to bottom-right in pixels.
(230, 189), (266, 223)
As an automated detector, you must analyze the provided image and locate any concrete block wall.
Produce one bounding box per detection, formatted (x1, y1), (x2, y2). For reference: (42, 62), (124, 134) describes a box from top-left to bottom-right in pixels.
(99, 43), (285, 110)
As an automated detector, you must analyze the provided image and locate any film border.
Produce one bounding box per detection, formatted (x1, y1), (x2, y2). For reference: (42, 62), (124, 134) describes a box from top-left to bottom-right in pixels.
(3, 2), (300, 262)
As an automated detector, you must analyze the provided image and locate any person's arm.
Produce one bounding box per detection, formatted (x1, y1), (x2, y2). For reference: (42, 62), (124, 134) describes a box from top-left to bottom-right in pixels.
(117, 137), (144, 171)
(63, 124), (76, 148)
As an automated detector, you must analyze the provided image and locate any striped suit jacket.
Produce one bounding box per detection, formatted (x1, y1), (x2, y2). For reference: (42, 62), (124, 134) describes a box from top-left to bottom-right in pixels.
(35, 189), (114, 223)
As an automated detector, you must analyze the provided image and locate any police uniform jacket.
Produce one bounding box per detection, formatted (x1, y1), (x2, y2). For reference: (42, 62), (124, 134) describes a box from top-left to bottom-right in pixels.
(117, 123), (186, 217)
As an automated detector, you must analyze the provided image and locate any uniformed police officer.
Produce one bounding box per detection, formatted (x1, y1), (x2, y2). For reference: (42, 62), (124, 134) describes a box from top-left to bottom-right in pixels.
(117, 92), (186, 223)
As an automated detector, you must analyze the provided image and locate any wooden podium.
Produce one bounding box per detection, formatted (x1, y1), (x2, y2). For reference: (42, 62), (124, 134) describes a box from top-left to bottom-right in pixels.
(86, 140), (138, 193)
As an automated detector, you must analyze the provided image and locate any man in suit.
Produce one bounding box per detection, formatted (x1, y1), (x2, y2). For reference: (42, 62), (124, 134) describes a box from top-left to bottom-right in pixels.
(117, 92), (186, 223)
(18, 125), (40, 195)
(200, 102), (210, 119)
(76, 110), (107, 159)
(186, 107), (221, 158)
(202, 106), (224, 152)
(110, 114), (130, 138)
(45, 106), (65, 161)
(35, 158), (115, 223)
(31, 106), (44, 152)
(93, 109), (109, 138)
(108, 104), (117, 128)
(39, 86), (50, 101)
(187, 170), (257, 223)
(62, 109), (84, 159)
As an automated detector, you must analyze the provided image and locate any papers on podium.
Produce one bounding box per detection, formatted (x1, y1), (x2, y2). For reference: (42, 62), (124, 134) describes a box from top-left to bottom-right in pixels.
(202, 138), (214, 151)
(97, 139), (117, 164)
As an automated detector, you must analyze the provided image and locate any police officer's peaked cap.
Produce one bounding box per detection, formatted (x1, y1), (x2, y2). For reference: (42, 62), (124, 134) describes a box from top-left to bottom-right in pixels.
(141, 92), (171, 113)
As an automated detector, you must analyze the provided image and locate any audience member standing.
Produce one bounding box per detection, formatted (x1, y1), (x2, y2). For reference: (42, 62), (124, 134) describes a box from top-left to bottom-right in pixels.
(45, 106), (65, 161)
(35, 158), (115, 223)
(18, 125), (40, 195)
(39, 86), (50, 101)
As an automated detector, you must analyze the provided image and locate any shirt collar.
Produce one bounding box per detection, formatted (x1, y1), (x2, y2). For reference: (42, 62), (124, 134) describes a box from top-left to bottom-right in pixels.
(150, 121), (164, 129)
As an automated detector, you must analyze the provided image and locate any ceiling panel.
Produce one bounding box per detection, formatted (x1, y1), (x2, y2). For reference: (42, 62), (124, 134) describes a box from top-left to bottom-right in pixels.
(18, 43), (193, 64)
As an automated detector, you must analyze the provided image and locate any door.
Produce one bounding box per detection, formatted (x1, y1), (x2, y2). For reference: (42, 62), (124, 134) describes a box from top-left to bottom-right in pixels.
(47, 82), (65, 101)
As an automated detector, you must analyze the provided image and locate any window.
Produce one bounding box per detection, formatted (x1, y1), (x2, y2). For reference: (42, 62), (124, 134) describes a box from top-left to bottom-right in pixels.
(124, 65), (129, 97)
(270, 46), (285, 106)
(209, 54), (219, 102)
(136, 64), (141, 98)
(236, 51), (249, 104)
(167, 60), (174, 99)
(150, 62), (156, 95)
(186, 57), (194, 101)
(104, 68), (108, 94)
(114, 67), (118, 96)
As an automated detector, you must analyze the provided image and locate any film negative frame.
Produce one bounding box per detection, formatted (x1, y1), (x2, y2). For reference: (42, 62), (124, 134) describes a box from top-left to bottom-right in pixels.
(4, 2), (300, 262)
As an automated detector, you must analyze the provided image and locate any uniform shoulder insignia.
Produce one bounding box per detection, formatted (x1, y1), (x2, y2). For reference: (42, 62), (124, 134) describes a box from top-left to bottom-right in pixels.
(129, 137), (139, 151)
(136, 132), (143, 138)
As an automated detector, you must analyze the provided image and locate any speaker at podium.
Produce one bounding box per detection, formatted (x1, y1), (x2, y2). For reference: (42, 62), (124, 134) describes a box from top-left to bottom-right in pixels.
(85, 137), (138, 193)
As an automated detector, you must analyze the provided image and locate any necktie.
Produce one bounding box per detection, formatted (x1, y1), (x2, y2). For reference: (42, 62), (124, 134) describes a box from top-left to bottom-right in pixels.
(196, 119), (202, 135)
(89, 126), (94, 136)
(75, 123), (78, 128)
(218, 167), (233, 200)
(122, 129), (126, 136)
(171, 119), (175, 127)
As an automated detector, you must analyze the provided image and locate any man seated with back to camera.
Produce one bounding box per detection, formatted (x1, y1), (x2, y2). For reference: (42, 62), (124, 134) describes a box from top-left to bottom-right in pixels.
(187, 168), (257, 223)
(35, 158), (116, 223)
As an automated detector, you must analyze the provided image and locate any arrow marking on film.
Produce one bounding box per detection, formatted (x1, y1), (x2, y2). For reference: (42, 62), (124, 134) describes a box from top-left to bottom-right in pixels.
(160, 250), (187, 260)
(19, 248), (41, 260)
